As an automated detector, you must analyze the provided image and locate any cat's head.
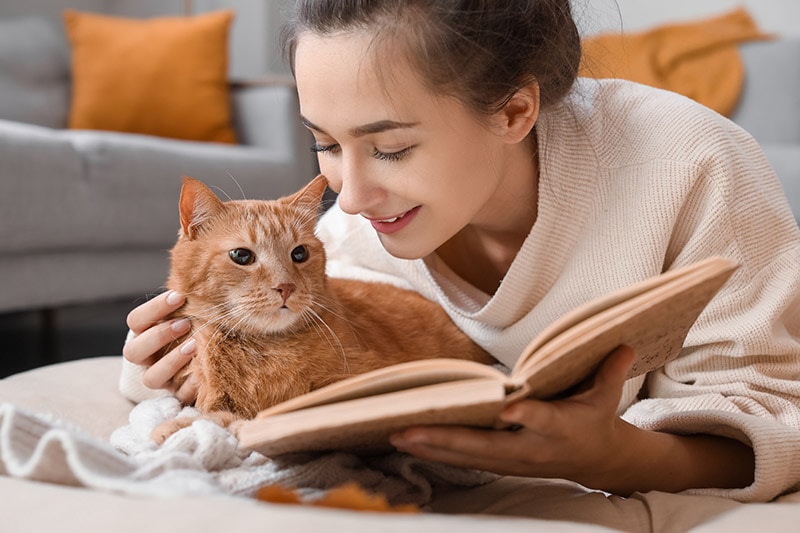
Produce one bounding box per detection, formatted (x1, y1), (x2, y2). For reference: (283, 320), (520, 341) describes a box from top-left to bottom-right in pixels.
(168, 175), (330, 336)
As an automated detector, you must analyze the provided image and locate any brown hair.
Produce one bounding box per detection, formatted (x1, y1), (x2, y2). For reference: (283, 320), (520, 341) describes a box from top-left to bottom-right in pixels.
(280, 0), (581, 116)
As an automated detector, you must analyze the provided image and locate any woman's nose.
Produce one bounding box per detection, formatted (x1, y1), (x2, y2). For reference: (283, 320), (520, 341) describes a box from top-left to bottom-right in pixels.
(331, 157), (385, 215)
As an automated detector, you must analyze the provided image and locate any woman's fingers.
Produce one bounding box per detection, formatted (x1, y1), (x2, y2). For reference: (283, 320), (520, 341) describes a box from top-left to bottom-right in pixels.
(174, 372), (199, 405)
(122, 317), (190, 365)
(122, 291), (187, 365)
(141, 338), (197, 391)
(121, 290), (197, 401)
(126, 290), (185, 334)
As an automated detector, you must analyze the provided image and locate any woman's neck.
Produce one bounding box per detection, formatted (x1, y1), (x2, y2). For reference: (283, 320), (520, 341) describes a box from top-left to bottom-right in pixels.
(436, 228), (529, 295)
(435, 133), (539, 295)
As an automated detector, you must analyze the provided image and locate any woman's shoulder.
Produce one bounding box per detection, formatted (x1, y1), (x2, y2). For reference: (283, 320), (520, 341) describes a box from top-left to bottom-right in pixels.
(554, 78), (754, 164)
(568, 77), (723, 121)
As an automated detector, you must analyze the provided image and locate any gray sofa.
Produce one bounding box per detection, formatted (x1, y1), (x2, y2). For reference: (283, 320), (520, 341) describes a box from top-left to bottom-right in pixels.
(732, 38), (800, 222)
(0, 17), (317, 313)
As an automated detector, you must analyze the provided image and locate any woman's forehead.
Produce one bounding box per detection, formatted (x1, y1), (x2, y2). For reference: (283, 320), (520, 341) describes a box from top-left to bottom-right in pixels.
(294, 32), (433, 127)
(295, 31), (420, 92)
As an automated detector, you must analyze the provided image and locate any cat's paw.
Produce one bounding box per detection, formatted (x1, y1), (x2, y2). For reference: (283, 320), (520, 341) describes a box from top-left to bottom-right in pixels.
(150, 416), (198, 444)
(202, 410), (244, 432)
(228, 418), (247, 436)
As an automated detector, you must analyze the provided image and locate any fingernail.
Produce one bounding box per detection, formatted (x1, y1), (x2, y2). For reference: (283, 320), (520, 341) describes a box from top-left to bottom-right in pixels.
(166, 290), (185, 306)
(180, 338), (197, 356)
(171, 318), (191, 334)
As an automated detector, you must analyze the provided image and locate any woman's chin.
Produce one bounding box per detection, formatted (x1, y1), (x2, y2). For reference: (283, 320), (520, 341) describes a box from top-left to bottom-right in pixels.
(377, 233), (437, 261)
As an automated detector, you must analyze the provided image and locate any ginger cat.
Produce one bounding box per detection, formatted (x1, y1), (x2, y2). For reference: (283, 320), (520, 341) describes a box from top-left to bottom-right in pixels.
(152, 175), (495, 443)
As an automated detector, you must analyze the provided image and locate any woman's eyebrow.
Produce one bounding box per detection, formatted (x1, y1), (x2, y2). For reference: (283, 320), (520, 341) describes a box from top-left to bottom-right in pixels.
(300, 116), (418, 137)
(349, 120), (419, 137)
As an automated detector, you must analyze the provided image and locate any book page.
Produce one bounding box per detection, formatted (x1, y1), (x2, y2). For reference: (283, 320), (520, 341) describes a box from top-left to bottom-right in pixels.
(256, 358), (506, 418)
(507, 256), (737, 401)
(240, 379), (506, 455)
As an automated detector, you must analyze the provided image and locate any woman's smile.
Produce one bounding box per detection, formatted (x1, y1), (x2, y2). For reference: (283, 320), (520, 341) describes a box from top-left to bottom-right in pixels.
(364, 206), (421, 234)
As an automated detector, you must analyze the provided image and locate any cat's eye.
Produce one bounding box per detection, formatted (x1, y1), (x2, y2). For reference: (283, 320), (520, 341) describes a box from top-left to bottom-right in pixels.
(229, 248), (255, 265)
(291, 245), (309, 263)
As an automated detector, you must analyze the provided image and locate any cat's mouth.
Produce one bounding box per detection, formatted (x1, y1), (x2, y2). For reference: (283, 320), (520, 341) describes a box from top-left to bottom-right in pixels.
(246, 306), (302, 334)
(223, 301), (302, 335)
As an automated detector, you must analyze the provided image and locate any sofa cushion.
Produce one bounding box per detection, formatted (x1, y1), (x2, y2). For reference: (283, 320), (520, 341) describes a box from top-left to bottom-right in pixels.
(0, 17), (70, 129)
(733, 39), (800, 144)
(63, 10), (237, 144)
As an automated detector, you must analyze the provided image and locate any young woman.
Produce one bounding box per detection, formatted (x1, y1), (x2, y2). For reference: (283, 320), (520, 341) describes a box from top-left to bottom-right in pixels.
(122, 0), (800, 505)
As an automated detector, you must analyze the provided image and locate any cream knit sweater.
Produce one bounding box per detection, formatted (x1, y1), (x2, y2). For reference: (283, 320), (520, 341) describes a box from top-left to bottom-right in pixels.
(120, 78), (800, 503)
(313, 79), (800, 503)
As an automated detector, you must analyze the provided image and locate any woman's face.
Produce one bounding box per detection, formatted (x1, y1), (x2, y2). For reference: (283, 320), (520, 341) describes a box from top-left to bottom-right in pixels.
(294, 31), (531, 260)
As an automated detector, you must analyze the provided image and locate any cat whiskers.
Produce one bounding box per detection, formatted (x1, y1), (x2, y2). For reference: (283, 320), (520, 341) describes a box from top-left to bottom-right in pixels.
(226, 171), (246, 200)
(302, 308), (350, 374)
(218, 307), (256, 345)
(214, 310), (255, 345)
(185, 301), (249, 345)
(202, 172), (246, 203)
(311, 295), (371, 362)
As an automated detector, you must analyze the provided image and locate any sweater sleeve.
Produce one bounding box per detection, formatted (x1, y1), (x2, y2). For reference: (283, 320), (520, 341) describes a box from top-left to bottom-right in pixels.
(622, 122), (800, 502)
(118, 329), (173, 403)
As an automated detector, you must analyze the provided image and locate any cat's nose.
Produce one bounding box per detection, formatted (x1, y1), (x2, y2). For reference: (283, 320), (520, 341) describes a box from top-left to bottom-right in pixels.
(273, 283), (296, 304)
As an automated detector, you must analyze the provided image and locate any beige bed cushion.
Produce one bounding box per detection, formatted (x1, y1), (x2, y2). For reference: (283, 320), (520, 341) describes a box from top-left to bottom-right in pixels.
(0, 356), (131, 439)
(3, 357), (800, 533)
(3, 475), (616, 533)
(2, 358), (612, 532)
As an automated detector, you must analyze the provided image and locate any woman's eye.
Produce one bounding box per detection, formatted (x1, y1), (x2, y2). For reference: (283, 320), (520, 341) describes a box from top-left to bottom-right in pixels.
(310, 142), (340, 155)
(291, 245), (309, 263)
(373, 146), (413, 162)
(229, 248), (255, 265)
(311, 142), (413, 162)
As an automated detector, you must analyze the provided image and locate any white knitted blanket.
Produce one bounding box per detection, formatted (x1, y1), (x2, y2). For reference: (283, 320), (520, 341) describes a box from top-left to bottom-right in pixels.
(0, 398), (496, 505)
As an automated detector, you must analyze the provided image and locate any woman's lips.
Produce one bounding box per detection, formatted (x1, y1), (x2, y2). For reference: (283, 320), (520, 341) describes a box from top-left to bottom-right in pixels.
(366, 206), (421, 234)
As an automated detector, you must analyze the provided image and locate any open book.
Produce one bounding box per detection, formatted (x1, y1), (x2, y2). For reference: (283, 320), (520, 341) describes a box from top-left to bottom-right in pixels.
(237, 256), (738, 456)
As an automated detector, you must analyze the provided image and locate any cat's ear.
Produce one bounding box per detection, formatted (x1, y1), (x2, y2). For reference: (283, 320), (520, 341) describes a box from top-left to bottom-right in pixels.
(286, 174), (328, 216)
(179, 176), (224, 239)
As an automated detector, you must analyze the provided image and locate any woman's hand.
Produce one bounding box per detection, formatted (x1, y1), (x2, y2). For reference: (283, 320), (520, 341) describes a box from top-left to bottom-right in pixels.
(390, 345), (755, 494)
(390, 345), (636, 489)
(122, 290), (198, 404)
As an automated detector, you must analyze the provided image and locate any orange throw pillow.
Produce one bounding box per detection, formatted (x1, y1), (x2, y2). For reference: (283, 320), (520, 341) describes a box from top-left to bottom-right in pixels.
(64, 9), (237, 144)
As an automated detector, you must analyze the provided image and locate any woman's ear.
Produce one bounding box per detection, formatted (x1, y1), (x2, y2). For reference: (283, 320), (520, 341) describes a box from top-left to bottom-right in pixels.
(493, 83), (540, 144)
